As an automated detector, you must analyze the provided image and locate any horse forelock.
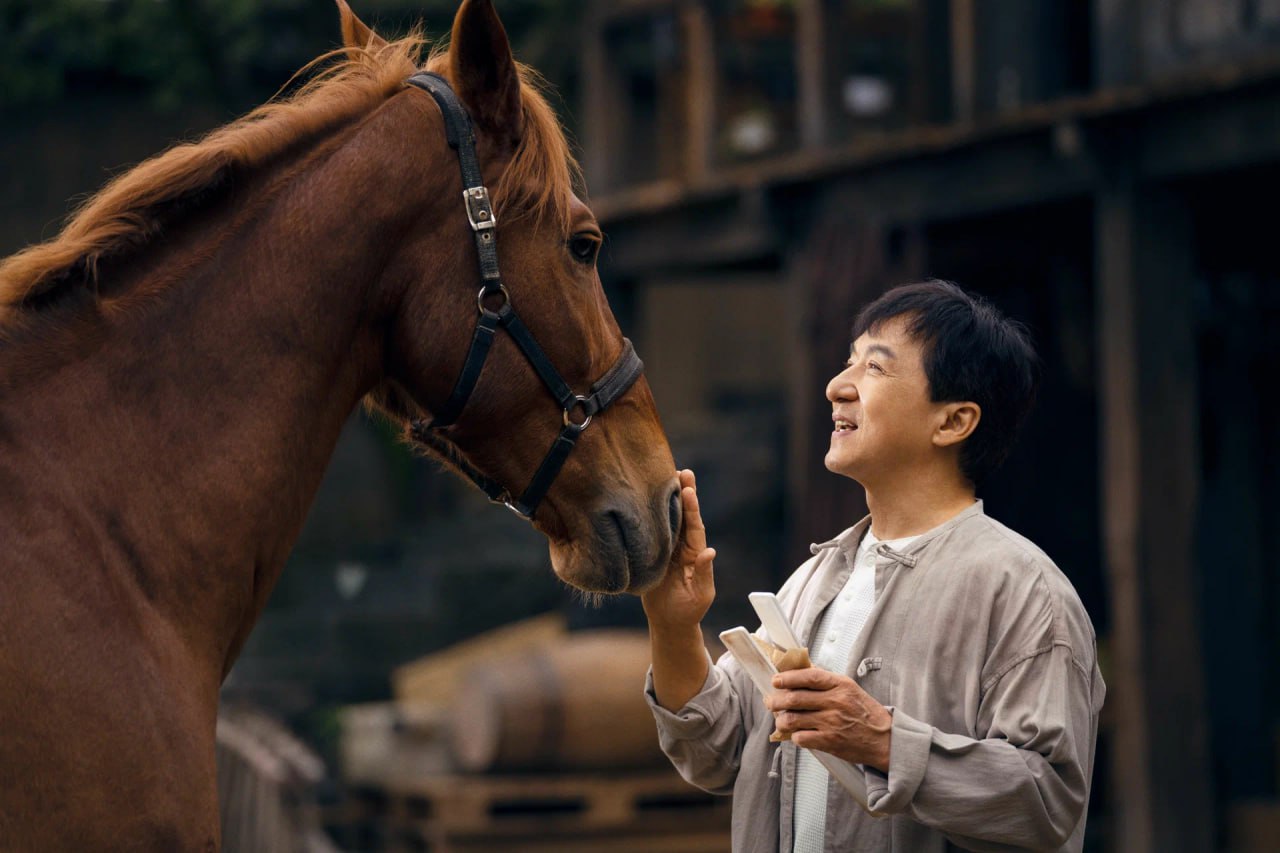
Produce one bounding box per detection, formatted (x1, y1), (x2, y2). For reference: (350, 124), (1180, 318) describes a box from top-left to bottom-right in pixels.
(0, 25), (582, 325)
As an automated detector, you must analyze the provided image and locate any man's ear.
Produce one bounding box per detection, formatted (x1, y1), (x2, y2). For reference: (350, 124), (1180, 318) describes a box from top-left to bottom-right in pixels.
(933, 402), (981, 448)
(336, 0), (387, 52)
(449, 0), (524, 152)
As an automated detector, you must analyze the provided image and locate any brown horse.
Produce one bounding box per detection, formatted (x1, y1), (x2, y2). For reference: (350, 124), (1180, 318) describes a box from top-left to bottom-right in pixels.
(0, 1), (679, 848)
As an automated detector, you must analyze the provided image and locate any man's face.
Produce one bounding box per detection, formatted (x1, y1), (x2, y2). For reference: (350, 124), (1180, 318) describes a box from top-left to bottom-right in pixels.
(824, 316), (942, 483)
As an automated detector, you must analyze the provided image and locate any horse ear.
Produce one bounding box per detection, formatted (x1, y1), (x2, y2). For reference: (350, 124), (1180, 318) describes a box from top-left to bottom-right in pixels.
(336, 0), (387, 51)
(449, 0), (524, 150)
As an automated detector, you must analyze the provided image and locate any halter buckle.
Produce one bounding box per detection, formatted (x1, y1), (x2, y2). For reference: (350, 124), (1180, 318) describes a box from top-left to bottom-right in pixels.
(464, 186), (497, 231)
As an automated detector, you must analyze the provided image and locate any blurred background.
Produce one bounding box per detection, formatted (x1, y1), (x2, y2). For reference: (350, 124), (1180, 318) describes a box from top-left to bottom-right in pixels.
(3, 0), (1278, 851)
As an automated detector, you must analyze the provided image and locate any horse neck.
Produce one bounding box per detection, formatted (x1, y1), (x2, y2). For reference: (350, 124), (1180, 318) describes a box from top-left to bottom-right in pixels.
(8, 91), (455, 674)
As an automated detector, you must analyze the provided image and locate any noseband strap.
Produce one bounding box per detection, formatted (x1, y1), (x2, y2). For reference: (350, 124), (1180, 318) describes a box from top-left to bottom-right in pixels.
(404, 72), (644, 520)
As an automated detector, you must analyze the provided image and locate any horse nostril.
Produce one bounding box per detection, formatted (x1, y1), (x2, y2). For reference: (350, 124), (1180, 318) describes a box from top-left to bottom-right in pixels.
(668, 486), (682, 541)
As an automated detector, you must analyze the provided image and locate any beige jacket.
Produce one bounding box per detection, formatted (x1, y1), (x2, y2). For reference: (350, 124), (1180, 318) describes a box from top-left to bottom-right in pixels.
(646, 501), (1104, 852)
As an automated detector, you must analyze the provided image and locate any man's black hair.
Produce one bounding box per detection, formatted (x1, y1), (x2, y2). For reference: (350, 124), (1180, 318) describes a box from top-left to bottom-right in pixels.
(851, 279), (1039, 487)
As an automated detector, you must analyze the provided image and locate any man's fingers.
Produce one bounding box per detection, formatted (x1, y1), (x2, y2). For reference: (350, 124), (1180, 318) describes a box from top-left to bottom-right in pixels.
(772, 667), (843, 692)
(681, 486), (704, 529)
(689, 547), (715, 591)
(679, 488), (707, 554)
(672, 469), (710, 565)
(772, 710), (821, 735)
(789, 730), (830, 751)
(685, 546), (714, 577)
(766, 689), (826, 713)
(678, 470), (703, 526)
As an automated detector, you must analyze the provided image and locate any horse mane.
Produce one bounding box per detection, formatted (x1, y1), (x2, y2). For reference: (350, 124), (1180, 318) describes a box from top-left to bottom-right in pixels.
(0, 29), (581, 320)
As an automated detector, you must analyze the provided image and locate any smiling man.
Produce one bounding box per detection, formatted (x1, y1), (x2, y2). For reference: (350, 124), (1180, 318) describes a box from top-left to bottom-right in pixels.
(642, 280), (1104, 852)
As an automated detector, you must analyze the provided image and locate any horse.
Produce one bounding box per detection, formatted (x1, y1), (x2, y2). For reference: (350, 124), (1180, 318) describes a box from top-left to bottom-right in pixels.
(0, 1), (680, 848)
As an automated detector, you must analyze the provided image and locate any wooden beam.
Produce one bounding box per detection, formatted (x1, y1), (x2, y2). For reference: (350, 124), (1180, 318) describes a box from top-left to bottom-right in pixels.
(596, 65), (1280, 225)
(601, 189), (779, 277)
(797, 128), (1098, 223)
(1135, 82), (1280, 178)
(1095, 176), (1214, 853)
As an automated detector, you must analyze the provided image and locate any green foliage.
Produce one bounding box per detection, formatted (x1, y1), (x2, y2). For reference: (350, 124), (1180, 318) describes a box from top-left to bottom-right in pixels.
(0, 0), (584, 113)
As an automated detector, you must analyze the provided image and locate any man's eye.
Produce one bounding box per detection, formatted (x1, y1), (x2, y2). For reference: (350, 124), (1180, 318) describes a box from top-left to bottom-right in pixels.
(568, 234), (600, 264)
(867, 361), (883, 373)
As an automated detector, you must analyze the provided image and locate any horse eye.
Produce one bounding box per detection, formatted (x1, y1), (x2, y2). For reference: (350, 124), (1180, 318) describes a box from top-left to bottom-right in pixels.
(568, 233), (600, 264)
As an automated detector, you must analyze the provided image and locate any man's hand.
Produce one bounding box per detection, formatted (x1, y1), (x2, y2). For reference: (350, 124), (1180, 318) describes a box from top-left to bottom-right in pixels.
(766, 668), (893, 772)
(643, 469), (716, 711)
(642, 469), (716, 631)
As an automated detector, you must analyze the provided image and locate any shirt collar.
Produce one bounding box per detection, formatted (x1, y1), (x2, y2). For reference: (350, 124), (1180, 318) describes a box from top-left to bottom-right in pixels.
(809, 499), (985, 560)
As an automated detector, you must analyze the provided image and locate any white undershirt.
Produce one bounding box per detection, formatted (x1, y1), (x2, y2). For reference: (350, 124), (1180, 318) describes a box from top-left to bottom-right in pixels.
(792, 528), (919, 853)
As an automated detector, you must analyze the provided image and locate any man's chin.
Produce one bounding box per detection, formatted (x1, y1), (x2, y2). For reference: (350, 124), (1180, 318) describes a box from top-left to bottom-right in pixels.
(824, 452), (860, 480)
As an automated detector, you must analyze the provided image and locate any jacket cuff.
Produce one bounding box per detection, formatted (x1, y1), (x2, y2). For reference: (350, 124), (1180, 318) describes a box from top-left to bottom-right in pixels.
(643, 649), (725, 740)
(864, 706), (932, 814)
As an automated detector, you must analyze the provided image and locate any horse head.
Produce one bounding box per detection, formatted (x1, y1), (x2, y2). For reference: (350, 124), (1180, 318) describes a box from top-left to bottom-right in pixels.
(352, 0), (681, 594)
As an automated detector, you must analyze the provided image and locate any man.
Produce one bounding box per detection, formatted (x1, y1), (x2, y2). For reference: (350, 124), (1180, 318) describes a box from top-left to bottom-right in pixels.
(643, 280), (1104, 852)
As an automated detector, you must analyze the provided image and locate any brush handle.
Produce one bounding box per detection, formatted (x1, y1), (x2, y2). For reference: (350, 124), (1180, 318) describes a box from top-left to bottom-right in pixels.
(719, 626), (872, 812)
(748, 591), (804, 649)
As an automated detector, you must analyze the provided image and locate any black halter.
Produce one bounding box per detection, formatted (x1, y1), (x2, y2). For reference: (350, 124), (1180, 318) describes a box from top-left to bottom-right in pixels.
(404, 72), (645, 521)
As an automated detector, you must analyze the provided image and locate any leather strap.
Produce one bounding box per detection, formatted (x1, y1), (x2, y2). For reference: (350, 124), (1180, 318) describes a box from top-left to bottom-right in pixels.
(429, 303), (505, 428)
(403, 72), (645, 520)
(408, 72), (501, 282)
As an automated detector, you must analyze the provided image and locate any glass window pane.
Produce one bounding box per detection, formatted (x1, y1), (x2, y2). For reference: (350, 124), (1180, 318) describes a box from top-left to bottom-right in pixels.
(713, 0), (798, 163)
(826, 0), (920, 138)
(604, 10), (685, 185)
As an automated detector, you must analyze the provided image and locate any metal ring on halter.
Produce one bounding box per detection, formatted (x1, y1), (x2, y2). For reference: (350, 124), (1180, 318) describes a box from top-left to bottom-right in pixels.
(477, 284), (511, 317)
(563, 395), (593, 431)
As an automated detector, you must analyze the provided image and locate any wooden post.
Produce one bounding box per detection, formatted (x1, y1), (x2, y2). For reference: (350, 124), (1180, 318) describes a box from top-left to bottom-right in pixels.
(681, 1), (716, 183)
(795, 0), (827, 148)
(581, 4), (615, 192)
(1094, 0), (1141, 87)
(1095, 176), (1214, 853)
(949, 0), (976, 122)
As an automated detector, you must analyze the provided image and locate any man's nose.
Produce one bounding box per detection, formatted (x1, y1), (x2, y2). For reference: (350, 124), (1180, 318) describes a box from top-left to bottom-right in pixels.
(826, 368), (858, 403)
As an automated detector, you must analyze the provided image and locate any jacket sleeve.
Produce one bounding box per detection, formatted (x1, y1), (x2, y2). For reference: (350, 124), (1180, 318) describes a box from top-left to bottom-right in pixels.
(644, 648), (756, 795)
(862, 643), (1102, 850)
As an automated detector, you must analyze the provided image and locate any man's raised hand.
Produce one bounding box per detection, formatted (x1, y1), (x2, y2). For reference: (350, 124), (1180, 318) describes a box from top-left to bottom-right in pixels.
(642, 469), (716, 631)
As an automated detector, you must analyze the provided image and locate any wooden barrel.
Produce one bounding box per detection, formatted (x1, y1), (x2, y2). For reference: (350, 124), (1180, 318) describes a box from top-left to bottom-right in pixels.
(448, 629), (668, 772)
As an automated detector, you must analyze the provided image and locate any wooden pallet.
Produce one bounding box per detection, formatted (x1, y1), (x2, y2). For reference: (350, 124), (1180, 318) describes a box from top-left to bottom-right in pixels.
(416, 828), (729, 853)
(326, 770), (731, 853)
(392, 769), (729, 831)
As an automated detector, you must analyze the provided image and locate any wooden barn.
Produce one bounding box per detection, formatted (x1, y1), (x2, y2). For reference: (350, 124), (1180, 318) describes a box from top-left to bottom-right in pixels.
(577, 1), (1280, 851)
(3, 2), (1277, 850)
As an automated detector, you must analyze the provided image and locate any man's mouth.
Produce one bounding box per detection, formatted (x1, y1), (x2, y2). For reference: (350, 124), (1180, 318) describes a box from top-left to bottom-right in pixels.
(833, 418), (857, 434)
